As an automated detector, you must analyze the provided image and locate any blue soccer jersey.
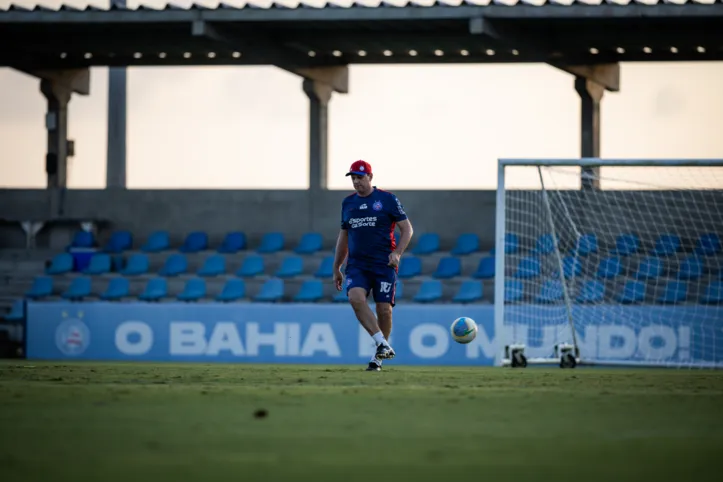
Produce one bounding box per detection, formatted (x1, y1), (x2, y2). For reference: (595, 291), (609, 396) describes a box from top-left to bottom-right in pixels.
(341, 187), (408, 269)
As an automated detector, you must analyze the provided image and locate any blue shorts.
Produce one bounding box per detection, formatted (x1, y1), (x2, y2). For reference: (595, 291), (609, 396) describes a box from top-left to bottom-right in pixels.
(345, 264), (398, 307)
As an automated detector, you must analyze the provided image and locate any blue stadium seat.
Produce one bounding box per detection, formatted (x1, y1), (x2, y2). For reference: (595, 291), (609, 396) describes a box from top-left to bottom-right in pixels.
(69, 230), (95, 249)
(505, 280), (524, 303)
(677, 256), (703, 280)
(257, 232), (285, 253)
(216, 278), (246, 302)
(395, 280), (404, 299)
(576, 280), (605, 304)
(25, 276), (53, 299)
(254, 278), (285, 302)
(218, 232), (246, 253)
(177, 278), (207, 302)
(295, 232), (323, 255)
(120, 254), (150, 276)
(571, 233), (598, 256)
(276, 256), (304, 278)
(657, 280), (688, 304)
(412, 233), (440, 255)
(634, 256), (663, 280)
(4, 300), (25, 321)
(197, 255), (226, 277)
(532, 234), (555, 255)
(651, 234), (680, 256)
(450, 233), (479, 255)
(314, 256), (334, 278)
(557, 256), (582, 280)
(398, 256), (422, 279)
(513, 256), (541, 279)
(490, 233), (519, 256)
(332, 290), (349, 303)
(179, 231), (208, 253)
(617, 280), (646, 304)
(83, 253), (111, 275)
(413, 280), (443, 303)
(472, 256), (495, 279)
(141, 231), (170, 252)
(700, 281), (723, 305)
(158, 254), (188, 277)
(596, 256), (622, 279)
(536, 280), (564, 303)
(236, 255), (265, 277)
(100, 277), (130, 301)
(695, 233), (721, 256)
(62, 277), (92, 301)
(453, 280), (483, 304)
(138, 278), (168, 301)
(433, 257), (461, 279)
(610, 233), (639, 256)
(504, 233), (519, 254)
(104, 230), (133, 253)
(294, 280), (324, 302)
(46, 253), (74, 275)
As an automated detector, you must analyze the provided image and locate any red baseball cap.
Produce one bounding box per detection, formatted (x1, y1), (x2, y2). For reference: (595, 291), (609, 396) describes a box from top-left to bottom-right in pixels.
(346, 160), (372, 177)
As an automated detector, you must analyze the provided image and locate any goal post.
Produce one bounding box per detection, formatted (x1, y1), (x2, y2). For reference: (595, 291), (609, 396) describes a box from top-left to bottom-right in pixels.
(494, 158), (723, 369)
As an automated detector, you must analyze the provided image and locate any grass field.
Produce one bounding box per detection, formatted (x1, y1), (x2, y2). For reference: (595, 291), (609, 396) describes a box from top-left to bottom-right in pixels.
(1, 361), (722, 482)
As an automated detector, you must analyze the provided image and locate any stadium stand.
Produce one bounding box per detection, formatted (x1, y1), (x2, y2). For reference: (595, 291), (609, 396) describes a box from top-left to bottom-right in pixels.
(1, 228), (722, 315)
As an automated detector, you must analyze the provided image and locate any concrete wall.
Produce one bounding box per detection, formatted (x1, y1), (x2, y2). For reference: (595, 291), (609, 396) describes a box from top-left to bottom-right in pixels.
(0, 188), (720, 251)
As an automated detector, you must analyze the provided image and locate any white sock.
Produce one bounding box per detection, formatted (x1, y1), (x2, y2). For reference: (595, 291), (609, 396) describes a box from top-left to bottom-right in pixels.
(372, 331), (387, 346)
(369, 354), (382, 366)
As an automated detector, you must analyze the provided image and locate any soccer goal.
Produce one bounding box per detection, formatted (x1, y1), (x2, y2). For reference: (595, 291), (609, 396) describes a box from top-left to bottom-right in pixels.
(494, 158), (723, 369)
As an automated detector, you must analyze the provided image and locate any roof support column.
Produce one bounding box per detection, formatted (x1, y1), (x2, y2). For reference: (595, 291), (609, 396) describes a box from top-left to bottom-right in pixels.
(575, 76), (603, 191)
(567, 64), (618, 191)
(299, 66), (348, 192)
(107, 0), (127, 189)
(107, 68), (127, 189)
(303, 79), (331, 191)
(40, 77), (73, 217)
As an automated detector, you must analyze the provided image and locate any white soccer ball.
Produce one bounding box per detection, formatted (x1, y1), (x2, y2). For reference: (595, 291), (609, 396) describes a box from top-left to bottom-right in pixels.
(450, 317), (478, 344)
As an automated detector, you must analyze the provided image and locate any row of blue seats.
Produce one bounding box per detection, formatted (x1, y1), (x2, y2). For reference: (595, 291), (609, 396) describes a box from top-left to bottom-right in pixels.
(72, 230), (475, 255)
(22, 276), (474, 304)
(70, 229), (723, 257)
(512, 254), (722, 281)
(529, 279), (722, 305)
(20, 276), (723, 305)
(523, 232), (722, 257)
(46, 250), (723, 282)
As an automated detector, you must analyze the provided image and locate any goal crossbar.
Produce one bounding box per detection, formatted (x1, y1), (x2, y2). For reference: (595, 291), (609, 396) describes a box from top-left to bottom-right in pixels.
(499, 159), (723, 168)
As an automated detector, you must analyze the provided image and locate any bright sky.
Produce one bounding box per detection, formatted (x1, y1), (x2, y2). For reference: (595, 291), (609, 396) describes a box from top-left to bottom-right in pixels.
(1, 0), (722, 190)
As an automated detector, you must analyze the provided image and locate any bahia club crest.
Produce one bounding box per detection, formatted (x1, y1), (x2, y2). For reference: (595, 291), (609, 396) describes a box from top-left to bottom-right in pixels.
(55, 310), (90, 356)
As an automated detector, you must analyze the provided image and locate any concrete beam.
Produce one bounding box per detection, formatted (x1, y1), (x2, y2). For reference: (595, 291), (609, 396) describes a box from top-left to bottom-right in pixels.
(469, 17), (620, 92)
(556, 64), (620, 93)
(18, 67), (90, 95)
(192, 20), (349, 94)
(295, 66), (349, 95)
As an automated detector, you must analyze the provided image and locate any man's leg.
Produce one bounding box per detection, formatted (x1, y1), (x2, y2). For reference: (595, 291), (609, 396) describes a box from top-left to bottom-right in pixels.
(348, 287), (383, 337)
(376, 303), (392, 341)
(366, 269), (398, 370)
(367, 302), (393, 369)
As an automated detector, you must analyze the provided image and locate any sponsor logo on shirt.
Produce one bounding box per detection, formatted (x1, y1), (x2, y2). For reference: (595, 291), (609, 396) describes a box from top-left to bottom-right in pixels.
(349, 216), (377, 228)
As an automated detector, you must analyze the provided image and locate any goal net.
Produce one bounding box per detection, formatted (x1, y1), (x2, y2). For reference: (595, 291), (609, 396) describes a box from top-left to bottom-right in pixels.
(495, 159), (723, 369)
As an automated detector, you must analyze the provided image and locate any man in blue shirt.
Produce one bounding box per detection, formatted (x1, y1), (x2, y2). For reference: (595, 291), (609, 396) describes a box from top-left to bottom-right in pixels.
(333, 160), (414, 371)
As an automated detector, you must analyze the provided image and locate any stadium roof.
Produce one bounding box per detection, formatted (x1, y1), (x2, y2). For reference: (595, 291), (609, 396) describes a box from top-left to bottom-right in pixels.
(1, 0), (722, 69)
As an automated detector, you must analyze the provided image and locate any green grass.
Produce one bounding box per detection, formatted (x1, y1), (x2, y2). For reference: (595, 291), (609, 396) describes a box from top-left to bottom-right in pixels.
(1, 362), (722, 482)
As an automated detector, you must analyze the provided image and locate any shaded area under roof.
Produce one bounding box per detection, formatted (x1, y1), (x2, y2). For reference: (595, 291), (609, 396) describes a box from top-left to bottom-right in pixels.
(1, 1), (722, 68)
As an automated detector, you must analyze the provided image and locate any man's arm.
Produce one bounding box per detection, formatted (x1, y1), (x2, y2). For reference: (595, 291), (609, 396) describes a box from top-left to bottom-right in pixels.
(394, 219), (414, 256)
(333, 229), (349, 271)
